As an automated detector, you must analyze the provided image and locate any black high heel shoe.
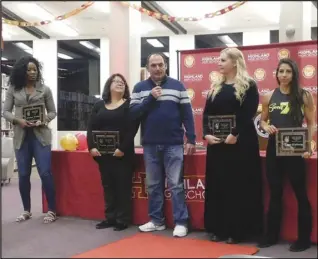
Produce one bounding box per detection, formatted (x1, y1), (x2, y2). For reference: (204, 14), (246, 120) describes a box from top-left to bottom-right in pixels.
(113, 222), (128, 231)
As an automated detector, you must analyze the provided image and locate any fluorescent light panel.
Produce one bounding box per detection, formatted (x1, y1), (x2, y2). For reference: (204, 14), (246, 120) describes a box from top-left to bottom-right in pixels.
(218, 35), (238, 47)
(58, 53), (73, 60)
(14, 42), (33, 54)
(163, 52), (169, 57)
(79, 41), (100, 54)
(2, 57), (8, 61)
(147, 39), (164, 48)
(16, 3), (78, 37)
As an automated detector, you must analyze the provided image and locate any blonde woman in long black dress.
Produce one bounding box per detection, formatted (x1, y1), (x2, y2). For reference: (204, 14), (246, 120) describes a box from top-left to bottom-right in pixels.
(203, 47), (264, 244)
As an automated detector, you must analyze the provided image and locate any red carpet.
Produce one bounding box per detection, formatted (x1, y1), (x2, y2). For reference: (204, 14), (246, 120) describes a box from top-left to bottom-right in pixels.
(72, 233), (259, 258)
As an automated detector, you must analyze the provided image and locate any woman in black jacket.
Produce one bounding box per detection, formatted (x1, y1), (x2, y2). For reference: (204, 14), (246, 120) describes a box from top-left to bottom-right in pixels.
(87, 73), (139, 231)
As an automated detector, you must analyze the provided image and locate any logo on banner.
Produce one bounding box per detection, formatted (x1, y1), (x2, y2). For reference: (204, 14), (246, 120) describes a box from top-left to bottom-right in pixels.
(298, 49), (317, 58)
(303, 86), (317, 94)
(192, 107), (203, 116)
(258, 88), (271, 96)
(187, 88), (195, 101)
(209, 71), (222, 83)
(202, 89), (210, 98)
(277, 49), (290, 59)
(254, 113), (269, 138)
(247, 53), (270, 61)
(132, 172), (205, 201)
(184, 74), (203, 82)
(201, 56), (220, 64)
(195, 141), (204, 147)
(302, 65), (316, 79)
(184, 55), (195, 68)
(254, 68), (266, 81)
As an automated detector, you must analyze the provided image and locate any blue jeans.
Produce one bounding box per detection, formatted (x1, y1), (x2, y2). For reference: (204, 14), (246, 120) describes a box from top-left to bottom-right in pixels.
(15, 129), (56, 212)
(143, 144), (188, 226)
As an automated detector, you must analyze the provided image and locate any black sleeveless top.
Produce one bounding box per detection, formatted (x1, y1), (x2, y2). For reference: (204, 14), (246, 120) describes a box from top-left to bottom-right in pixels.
(268, 88), (304, 128)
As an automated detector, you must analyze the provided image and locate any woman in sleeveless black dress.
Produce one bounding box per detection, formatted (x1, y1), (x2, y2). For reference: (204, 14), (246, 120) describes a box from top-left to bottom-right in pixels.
(203, 48), (264, 244)
(258, 58), (315, 252)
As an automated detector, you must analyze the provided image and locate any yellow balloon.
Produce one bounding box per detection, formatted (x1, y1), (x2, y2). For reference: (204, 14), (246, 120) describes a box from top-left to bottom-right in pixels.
(60, 134), (78, 151)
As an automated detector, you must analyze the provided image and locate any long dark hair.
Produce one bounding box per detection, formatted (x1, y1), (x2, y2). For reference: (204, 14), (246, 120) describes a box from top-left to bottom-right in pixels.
(102, 73), (130, 104)
(9, 56), (43, 91)
(275, 58), (306, 125)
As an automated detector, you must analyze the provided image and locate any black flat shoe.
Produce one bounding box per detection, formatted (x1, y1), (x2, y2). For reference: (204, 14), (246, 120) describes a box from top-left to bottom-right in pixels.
(226, 237), (240, 244)
(113, 223), (128, 231)
(96, 220), (116, 229)
(209, 233), (225, 242)
(257, 236), (278, 248)
(289, 241), (311, 252)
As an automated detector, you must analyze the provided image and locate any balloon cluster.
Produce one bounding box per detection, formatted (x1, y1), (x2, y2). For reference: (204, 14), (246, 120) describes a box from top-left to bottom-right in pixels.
(60, 133), (88, 151)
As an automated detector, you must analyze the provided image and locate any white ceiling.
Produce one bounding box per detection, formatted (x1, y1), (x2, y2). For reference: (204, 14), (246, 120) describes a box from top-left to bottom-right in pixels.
(2, 1), (317, 40)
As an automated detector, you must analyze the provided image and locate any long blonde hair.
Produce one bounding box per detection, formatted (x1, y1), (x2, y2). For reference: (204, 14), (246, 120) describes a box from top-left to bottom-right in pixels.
(211, 47), (254, 104)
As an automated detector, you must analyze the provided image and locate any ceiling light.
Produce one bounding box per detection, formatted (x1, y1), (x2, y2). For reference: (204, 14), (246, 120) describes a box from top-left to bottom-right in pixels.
(24, 49), (34, 55)
(80, 41), (95, 49)
(14, 42), (33, 54)
(147, 39), (164, 48)
(79, 41), (100, 54)
(58, 53), (73, 60)
(2, 57), (8, 61)
(163, 52), (170, 57)
(16, 3), (78, 37)
(15, 42), (32, 50)
(218, 35), (235, 44)
(226, 43), (238, 47)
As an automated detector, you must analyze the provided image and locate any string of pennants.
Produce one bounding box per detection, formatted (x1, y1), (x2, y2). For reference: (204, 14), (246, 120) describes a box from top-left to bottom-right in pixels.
(119, 1), (247, 22)
(1, 1), (246, 50)
(2, 1), (94, 27)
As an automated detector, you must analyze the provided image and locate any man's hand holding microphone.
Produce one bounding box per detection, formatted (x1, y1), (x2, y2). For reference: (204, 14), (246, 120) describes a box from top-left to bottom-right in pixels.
(151, 85), (162, 99)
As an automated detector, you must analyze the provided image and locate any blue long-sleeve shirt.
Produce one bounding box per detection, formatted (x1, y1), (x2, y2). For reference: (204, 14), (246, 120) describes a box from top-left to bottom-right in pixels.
(130, 76), (196, 145)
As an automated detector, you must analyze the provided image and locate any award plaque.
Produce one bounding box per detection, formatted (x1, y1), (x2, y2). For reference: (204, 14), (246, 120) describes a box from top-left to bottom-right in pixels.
(92, 131), (120, 154)
(207, 115), (236, 140)
(276, 127), (309, 156)
(22, 104), (45, 123)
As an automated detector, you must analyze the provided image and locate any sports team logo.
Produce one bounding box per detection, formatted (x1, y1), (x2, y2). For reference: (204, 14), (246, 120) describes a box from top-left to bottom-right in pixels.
(302, 65), (316, 79)
(184, 55), (195, 68)
(187, 88), (195, 101)
(277, 49), (290, 60)
(254, 68), (266, 81)
(254, 113), (269, 138)
(209, 71), (222, 83)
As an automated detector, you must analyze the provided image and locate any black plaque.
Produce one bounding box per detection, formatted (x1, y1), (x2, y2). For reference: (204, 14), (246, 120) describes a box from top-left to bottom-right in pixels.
(208, 115), (236, 140)
(22, 104), (45, 123)
(276, 127), (309, 156)
(92, 131), (120, 154)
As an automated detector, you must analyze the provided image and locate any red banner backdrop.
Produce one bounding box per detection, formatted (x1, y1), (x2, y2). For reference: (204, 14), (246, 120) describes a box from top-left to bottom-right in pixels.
(180, 40), (317, 151)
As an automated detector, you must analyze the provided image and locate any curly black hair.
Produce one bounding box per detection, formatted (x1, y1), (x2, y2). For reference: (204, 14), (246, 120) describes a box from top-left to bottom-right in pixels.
(9, 56), (43, 91)
(102, 73), (130, 104)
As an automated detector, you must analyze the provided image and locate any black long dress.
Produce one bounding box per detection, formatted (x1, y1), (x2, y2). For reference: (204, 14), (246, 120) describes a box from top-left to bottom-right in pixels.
(203, 81), (264, 241)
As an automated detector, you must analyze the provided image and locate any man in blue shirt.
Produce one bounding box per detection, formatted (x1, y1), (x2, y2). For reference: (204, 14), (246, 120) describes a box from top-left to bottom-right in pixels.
(130, 53), (196, 237)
